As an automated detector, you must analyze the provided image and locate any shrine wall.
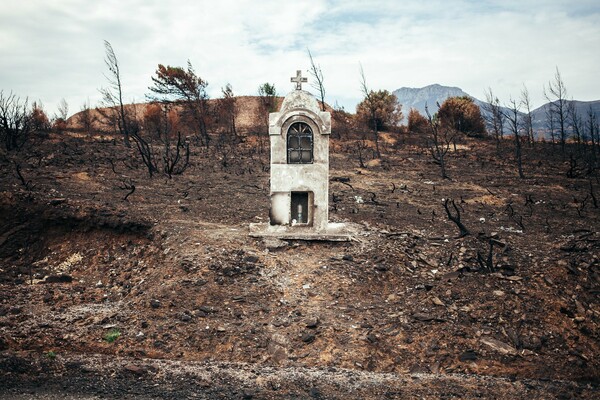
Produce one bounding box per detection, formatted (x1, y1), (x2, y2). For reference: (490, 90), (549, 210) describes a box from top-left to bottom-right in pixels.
(268, 90), (331, 231)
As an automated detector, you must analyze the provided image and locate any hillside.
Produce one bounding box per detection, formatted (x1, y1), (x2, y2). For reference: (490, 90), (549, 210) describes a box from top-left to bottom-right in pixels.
(0, 119), (599, 398)
(66, 96), (286, 135)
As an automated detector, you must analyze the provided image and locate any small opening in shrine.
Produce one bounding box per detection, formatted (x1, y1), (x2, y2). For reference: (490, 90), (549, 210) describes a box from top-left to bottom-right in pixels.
(291, 192), (310, 224)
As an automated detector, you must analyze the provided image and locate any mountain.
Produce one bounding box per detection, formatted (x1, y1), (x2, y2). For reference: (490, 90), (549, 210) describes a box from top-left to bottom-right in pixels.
(530, 100), (600, 132)
(393, 84), (507, 127)
(393, 84), (474, 117)
(393, 84), (600, 139)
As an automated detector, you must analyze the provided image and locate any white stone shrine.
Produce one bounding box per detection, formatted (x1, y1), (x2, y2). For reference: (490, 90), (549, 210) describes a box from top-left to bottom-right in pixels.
(250, 71), (352, 241)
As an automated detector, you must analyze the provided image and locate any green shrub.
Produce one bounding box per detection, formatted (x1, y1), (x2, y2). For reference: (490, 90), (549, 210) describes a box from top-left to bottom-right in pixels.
(104, 328), (121, 343)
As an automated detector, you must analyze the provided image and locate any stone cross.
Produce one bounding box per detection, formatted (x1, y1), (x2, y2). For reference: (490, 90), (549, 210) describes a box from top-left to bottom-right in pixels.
(290, 70), (307, 90)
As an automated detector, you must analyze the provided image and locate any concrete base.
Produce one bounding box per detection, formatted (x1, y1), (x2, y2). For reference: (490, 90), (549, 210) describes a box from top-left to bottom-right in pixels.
(249, 222), (357, 242)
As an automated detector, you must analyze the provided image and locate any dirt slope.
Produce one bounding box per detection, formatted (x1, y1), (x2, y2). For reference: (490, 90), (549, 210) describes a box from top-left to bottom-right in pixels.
(0, 129), (599, 398)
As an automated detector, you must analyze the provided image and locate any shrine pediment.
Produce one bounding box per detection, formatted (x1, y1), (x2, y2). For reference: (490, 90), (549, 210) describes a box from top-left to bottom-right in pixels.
(269, 90), (331, 136)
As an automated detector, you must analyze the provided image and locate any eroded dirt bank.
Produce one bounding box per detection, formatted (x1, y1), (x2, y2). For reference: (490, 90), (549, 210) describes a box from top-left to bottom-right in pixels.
(1, 351), (597, 399)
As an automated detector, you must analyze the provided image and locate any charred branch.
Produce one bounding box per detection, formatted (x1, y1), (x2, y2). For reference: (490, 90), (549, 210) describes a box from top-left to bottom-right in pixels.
(331, 176), (354, 190)
(14, 161), (33, 191)
(119, 179), (136, 202)
(477, 240), (495, 273)
(107, 158), (117, 174)
(590, 180), (598, 209)
(443, 198), (470, 238)
(505, 203), (525, 231)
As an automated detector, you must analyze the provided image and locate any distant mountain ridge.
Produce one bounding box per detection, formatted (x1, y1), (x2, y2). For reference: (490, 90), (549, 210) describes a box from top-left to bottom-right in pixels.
(393, 84), (600, 137)
(393, 84), (473, 116)
(393, 84), (505, 128)
(530, 100), (600, 132)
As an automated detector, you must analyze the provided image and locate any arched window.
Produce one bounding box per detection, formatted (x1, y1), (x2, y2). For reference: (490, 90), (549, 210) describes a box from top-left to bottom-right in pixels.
(287, 122), (313, 164)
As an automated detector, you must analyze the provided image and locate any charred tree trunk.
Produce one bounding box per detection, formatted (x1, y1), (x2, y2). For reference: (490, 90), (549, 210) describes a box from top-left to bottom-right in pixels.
(443, 198), (470, 238)
(515, 133), (524, 179)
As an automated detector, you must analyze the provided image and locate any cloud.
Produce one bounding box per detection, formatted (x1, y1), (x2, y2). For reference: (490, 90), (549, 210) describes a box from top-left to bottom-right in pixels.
(0, 0), (598, 116)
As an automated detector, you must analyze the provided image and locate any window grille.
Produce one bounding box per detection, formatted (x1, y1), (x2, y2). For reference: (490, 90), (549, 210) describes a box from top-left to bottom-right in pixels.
(287, 122), (313, 164)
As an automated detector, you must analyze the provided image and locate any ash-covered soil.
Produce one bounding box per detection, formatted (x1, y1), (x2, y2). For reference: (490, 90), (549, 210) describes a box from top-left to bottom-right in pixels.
(0, 130), (599, 399)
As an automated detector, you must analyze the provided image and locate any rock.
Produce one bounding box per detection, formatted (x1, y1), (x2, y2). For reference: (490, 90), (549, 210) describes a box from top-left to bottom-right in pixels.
(493, 290), (505, 297)
(243, 255), (259, 264)
(459, 350), (477, 361)
(575, 300), (586, 315)
(92, 315), (108, 325)
(560, 306), (575, 318)
(309, 387), (322, 398)
(409, 364), (430, 373)
(374, 264), (389, 272)
(269, 346), (287, 364)
(8, 307), (21, 315)
(305, 317), (319, 329)
(413, 313), (445, 322)
(43, 274), (73, 284)
(272, 319), (287, 327)
(0, 336), (8, 351)
(179, 313), (192, 322)
(123, 364), (145, 376)
(49, 198), (67, 205)
(366, 332), (378, 343)
(431, 297), (445, 306)
(263, 238), (287, 250)
(342, 254), (354, 262)
(522, 335), (542, 351)
(442, 271), (462, 281)
(150, 299), (161, 309)
(480, 337), (517, 355)
(301, 332), (316, 344)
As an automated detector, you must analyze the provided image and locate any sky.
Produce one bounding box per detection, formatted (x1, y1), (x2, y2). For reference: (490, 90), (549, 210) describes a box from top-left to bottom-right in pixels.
(0, 0), (599, 118)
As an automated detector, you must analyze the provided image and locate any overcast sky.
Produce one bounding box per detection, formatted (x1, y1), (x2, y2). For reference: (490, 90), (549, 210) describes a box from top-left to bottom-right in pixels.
(1, 0), (598, 118)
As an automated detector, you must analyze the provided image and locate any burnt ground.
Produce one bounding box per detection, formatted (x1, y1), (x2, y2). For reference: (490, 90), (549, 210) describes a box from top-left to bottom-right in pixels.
(0, 130), (599, 399)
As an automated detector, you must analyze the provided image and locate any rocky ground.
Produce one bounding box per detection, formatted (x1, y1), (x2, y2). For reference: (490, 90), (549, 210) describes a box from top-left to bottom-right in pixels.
(0, 129), (599, 399)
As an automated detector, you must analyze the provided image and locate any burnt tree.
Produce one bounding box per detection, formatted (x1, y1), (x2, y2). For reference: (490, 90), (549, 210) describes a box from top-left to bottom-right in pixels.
(504, 97), (525, 179)
(148, 61), (211, 147)
(0, 91), (32, 152)
(425, 104), (452, 180)
(544, 67), (569, 154)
